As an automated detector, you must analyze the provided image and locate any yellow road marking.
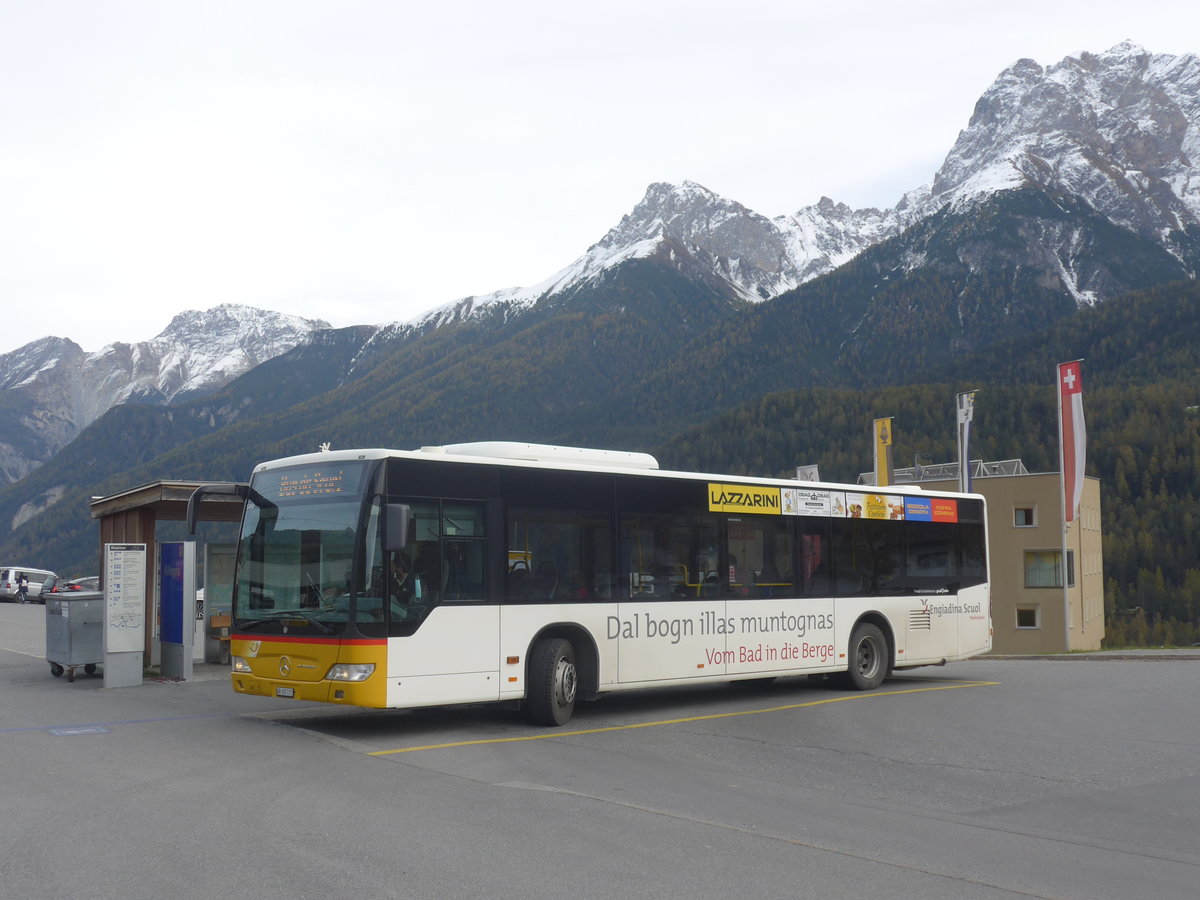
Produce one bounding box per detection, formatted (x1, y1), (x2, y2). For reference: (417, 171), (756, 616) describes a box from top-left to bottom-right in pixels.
(368, 680), (999, 756)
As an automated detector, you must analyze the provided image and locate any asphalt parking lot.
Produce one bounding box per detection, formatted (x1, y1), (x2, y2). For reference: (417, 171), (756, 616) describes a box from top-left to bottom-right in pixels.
(2, 600), (1198, 900)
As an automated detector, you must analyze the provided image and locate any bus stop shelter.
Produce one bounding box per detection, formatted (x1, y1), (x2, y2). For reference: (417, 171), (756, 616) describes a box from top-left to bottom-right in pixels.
(89, 481), (244, 659)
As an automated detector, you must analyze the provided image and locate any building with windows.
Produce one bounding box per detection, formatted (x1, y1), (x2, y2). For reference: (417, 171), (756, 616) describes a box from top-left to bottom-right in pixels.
(859, 461), (1103, 653)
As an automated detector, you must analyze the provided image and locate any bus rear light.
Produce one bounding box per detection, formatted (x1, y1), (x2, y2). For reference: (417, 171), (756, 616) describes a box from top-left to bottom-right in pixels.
(327, 663), (375, 682)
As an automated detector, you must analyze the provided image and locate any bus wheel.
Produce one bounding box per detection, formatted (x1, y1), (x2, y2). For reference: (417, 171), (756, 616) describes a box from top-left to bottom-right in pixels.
(528, 638), (577, 726)
(843, 622), (888, 691)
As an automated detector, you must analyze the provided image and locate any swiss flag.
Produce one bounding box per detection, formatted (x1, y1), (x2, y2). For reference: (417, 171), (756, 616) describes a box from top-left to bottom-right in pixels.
(1058, 361), (1086, 523)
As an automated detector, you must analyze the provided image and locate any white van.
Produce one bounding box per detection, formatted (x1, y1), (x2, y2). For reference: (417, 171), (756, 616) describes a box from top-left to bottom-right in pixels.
(0, 567), (57, 603)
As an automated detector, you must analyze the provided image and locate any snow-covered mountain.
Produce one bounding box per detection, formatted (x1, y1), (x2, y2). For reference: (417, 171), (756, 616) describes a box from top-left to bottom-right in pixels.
(412, 182), (908, 326)
(414, 41), (1198, 327)
(931, 42), (1200, 232)
(0, 305), (328, 483)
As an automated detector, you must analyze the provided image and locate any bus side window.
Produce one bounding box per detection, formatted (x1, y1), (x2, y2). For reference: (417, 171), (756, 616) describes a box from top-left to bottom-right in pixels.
(620, 514), (717, 601)
(506, 507), (609, 605)
(799, 520), (832, 596)
(724, 515), (792, 599)
(412, 542), (440, 603)
(564, 570), (593, 600)
(507, 561), (530, 602)
(530, 562), (559, 600)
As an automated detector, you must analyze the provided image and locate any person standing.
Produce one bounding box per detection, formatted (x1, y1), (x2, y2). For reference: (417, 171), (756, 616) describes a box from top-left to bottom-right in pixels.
(17, 573), (29, 604)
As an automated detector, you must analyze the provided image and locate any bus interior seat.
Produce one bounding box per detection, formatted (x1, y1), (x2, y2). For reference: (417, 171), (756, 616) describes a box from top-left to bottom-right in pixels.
(506, 567), (529, 602)
(531, 562), (558, 600)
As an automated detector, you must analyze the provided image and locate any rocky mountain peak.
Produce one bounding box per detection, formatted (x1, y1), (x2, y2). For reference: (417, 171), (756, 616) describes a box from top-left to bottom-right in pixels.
(83, 304), (332, 408)
(0, 305), (332, 485)
(601, 181), (780, 263)
(0, 337), (85, 391)
(157, 303), (330, 346)
(931, 42), (1200, 242)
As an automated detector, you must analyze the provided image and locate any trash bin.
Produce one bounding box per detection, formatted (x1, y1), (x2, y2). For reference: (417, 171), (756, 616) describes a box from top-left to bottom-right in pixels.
(45, 591), (104, 682)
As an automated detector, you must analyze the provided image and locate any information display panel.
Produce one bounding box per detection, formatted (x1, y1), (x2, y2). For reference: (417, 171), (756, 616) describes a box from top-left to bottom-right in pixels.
(104, 543), (147, 653)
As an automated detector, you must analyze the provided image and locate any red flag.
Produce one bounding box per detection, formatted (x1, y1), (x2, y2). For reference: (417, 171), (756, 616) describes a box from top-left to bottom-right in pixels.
(1058, 361), (1086, 522)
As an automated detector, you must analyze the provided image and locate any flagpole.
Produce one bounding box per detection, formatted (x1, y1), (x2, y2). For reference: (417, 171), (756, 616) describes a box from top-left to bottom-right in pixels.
(1057, 365), (1068, 650)
(1056, 360), (1084, 651)
(956, 390), (978, 494)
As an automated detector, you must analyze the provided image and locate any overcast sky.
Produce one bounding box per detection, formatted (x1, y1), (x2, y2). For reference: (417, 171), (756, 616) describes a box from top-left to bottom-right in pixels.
(1, 1), (1193, 356)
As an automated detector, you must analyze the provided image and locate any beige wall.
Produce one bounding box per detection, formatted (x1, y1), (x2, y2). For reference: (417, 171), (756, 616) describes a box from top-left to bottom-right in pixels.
(921, 473), (1103, 653)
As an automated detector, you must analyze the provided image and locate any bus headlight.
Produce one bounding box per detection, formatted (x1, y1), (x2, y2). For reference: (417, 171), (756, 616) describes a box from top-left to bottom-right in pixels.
(327, 663), (375, 682)
(232, 656), (252, 673)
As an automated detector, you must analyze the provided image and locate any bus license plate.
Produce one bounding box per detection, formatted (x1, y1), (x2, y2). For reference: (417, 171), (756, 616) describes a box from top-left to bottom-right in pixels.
(276, 686), (295, 698)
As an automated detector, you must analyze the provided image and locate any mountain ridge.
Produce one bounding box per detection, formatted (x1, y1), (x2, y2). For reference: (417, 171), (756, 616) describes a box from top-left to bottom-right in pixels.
(0, 304), (330, 484)
(401, 42), (1199, 332)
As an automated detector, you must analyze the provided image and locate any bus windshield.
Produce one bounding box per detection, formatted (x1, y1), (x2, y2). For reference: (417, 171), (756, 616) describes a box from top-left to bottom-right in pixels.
(233, 461), (375, 637)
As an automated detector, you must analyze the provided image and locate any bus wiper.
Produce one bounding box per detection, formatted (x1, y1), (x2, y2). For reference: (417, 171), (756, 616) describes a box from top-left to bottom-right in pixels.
(306, 572), (325, 606)
(235, 616), (282, 633)
(283, 611), (337, 635)
(237, 610), (336, 635)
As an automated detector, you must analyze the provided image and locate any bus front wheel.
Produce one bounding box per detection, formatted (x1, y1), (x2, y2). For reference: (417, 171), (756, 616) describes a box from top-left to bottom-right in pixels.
(842, 622), (888, 691)
(528, 638), (578, 726)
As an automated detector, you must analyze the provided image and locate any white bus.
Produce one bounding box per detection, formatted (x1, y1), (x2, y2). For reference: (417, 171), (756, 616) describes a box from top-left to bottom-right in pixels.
(188, 442), (991, 725)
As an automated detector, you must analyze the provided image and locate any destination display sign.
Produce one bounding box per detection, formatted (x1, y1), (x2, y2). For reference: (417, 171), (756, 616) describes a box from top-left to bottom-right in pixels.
(254, 460), (369, 503)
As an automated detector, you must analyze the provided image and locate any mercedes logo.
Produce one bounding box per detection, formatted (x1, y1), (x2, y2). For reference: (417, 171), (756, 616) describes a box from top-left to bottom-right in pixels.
(279, 656), (292, 677)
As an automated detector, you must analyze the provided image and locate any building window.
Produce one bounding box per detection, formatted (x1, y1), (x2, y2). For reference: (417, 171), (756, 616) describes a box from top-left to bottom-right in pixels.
(1024, 551), (1060, 588)
(1015, 605), (1040, 629)
(1024, 550), (1075, 588)
(1014, 506), (1036, 527)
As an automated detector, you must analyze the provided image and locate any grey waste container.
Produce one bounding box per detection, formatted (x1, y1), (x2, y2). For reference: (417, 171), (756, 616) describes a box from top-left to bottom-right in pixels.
(45, 591), (104, 682)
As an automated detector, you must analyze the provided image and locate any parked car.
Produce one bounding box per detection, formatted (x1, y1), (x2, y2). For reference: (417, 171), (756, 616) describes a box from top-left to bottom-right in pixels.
(39, 575), (100, 603)
(37, 574), (60, 601)
(1, 567), (57, 603)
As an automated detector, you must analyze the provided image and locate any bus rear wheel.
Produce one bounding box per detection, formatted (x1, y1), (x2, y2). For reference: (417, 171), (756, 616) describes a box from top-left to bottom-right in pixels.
(841, 622), (888, 691)
(528, 638), (577, 726)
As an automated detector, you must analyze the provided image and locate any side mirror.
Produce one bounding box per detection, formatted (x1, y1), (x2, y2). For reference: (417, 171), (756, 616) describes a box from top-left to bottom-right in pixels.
(187, 483), (250, 535)
(386, 503), (411, 551)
